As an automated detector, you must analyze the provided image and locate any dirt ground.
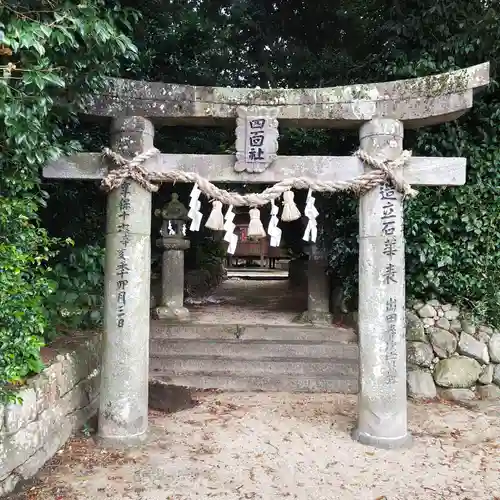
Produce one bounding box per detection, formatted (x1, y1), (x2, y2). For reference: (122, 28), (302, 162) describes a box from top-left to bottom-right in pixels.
(12, 392), (500, 500)
(183, 277), (355, 328)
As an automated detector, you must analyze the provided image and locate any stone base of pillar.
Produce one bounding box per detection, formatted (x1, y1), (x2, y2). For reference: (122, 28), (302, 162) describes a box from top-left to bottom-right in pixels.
(295, 310), (333, 326)
(154, 305), (190, 322)
(96, 431), (148, 449)
(351, 428), (412, 450)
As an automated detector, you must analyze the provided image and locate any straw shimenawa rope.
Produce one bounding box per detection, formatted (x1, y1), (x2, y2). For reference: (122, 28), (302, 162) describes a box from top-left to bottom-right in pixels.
(100, 147), (417, 205)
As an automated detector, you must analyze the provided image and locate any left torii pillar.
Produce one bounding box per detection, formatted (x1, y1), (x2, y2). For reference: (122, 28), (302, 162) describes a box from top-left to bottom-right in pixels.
(98, 116), (154, 445)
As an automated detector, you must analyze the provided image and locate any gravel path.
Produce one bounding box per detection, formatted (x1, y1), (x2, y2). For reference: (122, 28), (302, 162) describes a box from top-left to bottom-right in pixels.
(187, 279), (308, 325)
(15, 393), (500, 500)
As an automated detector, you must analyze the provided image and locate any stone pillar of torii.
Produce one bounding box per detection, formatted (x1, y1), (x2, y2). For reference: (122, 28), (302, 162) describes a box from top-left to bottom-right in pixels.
(44, 63), (489, 449)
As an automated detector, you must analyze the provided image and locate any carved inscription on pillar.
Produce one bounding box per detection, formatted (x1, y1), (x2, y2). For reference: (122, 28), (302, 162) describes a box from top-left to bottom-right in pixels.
(235, 106), (279, 173)
(115, 181), (131, 329)
(379, 183), (403, 385)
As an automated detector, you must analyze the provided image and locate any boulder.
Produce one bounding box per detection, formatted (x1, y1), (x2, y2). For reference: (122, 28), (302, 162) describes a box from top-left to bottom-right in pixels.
(407, 370), (437, 399)
(438, 388), (476, 402)
(148, 379), (195, 413)
(428, 327), (457, 358)
(488, 334), (500, 363)
(407, 342), (434, 368)
(436, 318), (450, 331)
(417, 304), (436, 318)
(433, 357), (482, 388)
(444, 309), (460, 320)
(478, 364), (494, 385)
(450, 319), (462, 332)
(458, 332), (489, 365)
(478, 325), (494, 335)
(476, 331), (491, 344)
(427, 299), (441, 307)
(412, 300), (425, 311)
(406, 311), (427, 342)
(477, 384), (500, 400)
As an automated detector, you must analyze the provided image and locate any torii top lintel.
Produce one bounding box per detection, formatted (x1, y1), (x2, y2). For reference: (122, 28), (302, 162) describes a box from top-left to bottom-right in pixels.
(84, 63), (489, 129)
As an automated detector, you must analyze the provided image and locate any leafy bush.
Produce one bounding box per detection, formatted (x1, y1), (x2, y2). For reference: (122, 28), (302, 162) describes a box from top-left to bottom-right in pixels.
(45, 245), (105, 336)
(0, 199), (54, 402)
(0, 1), (138, 401)
(403, 112), (500, 324)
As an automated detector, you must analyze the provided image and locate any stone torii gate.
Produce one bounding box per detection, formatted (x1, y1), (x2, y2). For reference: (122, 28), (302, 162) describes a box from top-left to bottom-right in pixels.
(44, 63), (489, 449)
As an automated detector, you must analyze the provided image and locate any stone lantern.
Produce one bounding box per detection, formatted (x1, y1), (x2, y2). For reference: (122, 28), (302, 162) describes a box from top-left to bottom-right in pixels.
(153, 193), (190, 322)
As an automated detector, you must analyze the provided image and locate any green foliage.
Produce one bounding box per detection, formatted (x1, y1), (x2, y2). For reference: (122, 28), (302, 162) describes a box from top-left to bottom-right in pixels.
(321, 0), (500, 326)
(0, 1), (138, 400)
(192, 234), (227, 271)
(404, 115), (500, 323)
(0, 199), (53, 402)
(45, 245), (105, 335)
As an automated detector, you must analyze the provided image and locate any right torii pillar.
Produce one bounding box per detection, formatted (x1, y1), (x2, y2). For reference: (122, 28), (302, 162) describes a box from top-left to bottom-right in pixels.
(353, 118), (411, 448)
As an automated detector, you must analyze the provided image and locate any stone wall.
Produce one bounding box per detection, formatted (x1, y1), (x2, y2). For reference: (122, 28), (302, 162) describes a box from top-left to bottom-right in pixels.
(0, 333), (100, 497)
(406, 300), (500, 401)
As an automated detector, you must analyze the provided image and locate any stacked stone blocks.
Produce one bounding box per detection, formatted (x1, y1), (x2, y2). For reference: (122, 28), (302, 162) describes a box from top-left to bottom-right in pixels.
(406, 300), (500, 401)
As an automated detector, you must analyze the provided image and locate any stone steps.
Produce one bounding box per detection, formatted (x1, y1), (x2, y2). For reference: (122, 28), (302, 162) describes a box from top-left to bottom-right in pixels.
(152, 338), (358, 359)
(150, 321), (357, 341)
(149, 371), (358, 393)
(150, 355), (358, 377)
(149, 321), (359, 393)
(226, 269), (289, 280)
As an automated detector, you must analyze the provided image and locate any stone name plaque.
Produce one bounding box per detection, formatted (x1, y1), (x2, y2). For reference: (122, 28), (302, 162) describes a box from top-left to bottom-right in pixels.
(235, 106), (279, 173)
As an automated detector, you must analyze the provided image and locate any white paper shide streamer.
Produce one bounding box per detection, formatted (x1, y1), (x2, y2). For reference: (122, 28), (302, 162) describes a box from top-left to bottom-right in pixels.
(188, 183), (203, 231)
(302, 189), (319, 243)
(267, 200), (282, 247)
(223, 205), (238, 254)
